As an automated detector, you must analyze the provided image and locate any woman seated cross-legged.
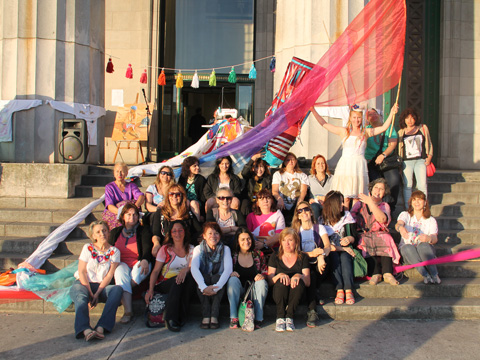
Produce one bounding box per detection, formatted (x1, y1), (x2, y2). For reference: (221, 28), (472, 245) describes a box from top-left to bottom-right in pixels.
(145, 220), (195, 332)
(227, 227), (269, 330)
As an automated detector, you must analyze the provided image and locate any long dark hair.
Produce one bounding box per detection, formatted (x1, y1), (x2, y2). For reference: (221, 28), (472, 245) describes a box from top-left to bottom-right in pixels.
(234, 227), (255, 254)
(181, 156), (200, 178)
(119, 203), (140, 226)
(407, 190), (431, 218)
(322, 191), (345, 226)
(212, 156), (234, 176)
(163, 220), (191, 253)
(251, 158), (271, 180)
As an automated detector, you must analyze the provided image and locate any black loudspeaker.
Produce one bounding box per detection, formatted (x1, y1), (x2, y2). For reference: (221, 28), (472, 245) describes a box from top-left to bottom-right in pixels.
(58, 119), (88, 163)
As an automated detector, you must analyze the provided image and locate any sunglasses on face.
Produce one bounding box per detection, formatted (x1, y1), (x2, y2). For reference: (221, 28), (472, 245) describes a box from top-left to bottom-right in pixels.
(297, 207), (311, 214)
(169, 192), (182, 198)
(217, 196), (233, 201)
(258, 196), (272, 201)
(160, 171), (172, 176)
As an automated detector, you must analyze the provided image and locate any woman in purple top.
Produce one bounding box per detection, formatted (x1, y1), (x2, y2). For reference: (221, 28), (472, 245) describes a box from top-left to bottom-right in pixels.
(102, 162), (145, 229)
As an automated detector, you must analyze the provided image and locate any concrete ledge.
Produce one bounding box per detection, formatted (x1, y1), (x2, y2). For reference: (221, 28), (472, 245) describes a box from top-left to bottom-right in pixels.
(0, 163), (88, 198)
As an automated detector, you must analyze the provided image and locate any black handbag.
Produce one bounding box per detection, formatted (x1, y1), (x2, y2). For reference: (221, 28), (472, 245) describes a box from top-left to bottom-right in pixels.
(378, 153), (403, 172)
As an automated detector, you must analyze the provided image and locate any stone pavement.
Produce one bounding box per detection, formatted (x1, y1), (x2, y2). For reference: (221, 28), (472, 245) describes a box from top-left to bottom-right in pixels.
(1, 313), (480, 360)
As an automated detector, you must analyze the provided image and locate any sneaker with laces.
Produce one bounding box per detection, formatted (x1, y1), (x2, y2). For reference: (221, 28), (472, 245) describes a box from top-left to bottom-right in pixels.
(275, 318), (286, 332)
(423, 275), (433, 284)
(285, 318), (295, 331)
(432, 274), (441, 284)
(306, 309), (318, 328)
(229, 318), (239, 329)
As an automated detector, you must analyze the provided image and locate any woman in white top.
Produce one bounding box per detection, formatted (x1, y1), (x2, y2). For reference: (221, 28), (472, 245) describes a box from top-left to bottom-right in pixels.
(70, 221), (123, 341)
(310, 104), (398, 208)
(145, 165), (175, 213)
(272, 152), (308, 226)
(395, 190), (440, 284)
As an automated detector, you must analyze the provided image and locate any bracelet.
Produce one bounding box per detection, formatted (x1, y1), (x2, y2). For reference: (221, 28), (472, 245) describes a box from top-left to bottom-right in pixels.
(382, 153), (386, 157)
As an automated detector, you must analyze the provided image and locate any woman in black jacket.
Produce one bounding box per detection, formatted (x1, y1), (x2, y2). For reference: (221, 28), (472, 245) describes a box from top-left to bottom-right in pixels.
(108, 203), (153, 324)
(204, 156), (242, 213)
(178, 156), (207, 221)
(240, 153), (272, 216)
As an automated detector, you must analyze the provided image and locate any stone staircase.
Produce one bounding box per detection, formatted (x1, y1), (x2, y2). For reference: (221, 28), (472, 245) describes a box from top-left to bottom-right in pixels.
(1, 166), (480, 320)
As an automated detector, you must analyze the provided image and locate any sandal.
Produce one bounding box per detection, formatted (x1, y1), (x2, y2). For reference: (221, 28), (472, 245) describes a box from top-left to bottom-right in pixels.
(200, 318), (210, 329)
(345, 290), (355, 305)
(369, 274), (382, 285)
(84, 329), (96, 342)
(383, 273), (399, 286)
(94, 326), (105, 340)
(334, 289), (345, 305)
(120, 312), (133, 324)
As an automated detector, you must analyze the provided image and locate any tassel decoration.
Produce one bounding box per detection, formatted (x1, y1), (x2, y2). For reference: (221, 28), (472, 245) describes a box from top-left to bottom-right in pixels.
(157, 69), (166, 86)
(269, 57), (276, 73)
(176, 72), (184, 88)
(140, 69), (148, 84)
(125, 64), (133, 79)
(209, 69), (216, 87)
(228, 67), (237, 83)
(106, 58), (114, 73)
(248, 63), (257, 79)
(191, 71), (200, 88)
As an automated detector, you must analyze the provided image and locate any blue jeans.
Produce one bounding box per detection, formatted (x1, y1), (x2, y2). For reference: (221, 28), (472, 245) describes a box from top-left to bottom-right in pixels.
(400, 243), (438, 278)
(402, 159), (427, 205)
(330, 251), (354, 291)
(70, 281), (123, 338)
(227, 277), (268, 321)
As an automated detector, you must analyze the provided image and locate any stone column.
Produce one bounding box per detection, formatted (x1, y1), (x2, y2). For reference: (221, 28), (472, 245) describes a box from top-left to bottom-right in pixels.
(0, 0), (105, 163)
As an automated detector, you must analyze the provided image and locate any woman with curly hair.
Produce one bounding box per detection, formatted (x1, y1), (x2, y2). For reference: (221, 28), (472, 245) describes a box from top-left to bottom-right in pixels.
(240, 153), (272, 216)
(178, 156), (206, 221)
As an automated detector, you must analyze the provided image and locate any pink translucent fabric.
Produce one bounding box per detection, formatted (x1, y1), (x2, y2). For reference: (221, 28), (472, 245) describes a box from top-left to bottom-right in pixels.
(201, 0), (406, 163)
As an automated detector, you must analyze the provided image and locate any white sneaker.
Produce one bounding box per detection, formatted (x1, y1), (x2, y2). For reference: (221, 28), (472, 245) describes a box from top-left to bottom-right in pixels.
(275, 318), (286, 332)
(432, 274), (442, 284)
(423, 275), (433, 284)
(285, 318), (295, 331)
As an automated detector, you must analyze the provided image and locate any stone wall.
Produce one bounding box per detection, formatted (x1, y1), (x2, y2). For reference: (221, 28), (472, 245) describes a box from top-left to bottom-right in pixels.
(0, 0), (105, 163)
(439, 0), (480, 169)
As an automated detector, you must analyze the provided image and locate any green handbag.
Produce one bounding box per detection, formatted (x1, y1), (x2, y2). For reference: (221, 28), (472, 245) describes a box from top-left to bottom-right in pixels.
(350, 247), (368, 278)
(238, 281), (255, 326)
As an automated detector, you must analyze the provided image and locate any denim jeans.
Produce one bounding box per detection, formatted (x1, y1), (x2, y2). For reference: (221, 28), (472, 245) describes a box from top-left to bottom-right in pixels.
(114, 261), (151, 293)
(400, 243), (438, 278)
(70, 281), (123, 338)
(227, 276), (268, 321)
(402, 159), (427, 205)
(330, 251), (354, 291)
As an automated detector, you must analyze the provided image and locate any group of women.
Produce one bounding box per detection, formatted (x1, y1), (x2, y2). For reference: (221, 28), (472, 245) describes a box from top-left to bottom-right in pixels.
(70, 104), (440, 339)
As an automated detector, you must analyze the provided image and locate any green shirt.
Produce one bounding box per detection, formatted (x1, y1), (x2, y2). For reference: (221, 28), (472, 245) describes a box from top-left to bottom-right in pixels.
(365, 125), (398, 161)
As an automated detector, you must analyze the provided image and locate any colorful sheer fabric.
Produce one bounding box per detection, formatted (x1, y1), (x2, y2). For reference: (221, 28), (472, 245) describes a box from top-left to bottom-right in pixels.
(202, 0), (406, 163)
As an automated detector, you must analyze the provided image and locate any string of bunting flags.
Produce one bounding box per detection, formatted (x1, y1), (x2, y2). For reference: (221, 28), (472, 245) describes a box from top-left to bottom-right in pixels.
(103, 54), (276, 88)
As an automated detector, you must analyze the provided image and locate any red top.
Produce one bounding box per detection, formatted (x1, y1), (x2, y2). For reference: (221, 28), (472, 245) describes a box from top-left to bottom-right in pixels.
(116, 233), (138, 268)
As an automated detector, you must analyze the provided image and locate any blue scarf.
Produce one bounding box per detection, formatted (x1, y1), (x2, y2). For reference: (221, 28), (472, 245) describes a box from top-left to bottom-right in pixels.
(199, 240), (224, 278)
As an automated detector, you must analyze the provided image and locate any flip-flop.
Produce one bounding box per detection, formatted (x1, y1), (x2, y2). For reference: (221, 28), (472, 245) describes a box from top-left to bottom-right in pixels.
(84, 329), (96, 342)
(94, 327), (105, 340)
(334, 290), (345, 305)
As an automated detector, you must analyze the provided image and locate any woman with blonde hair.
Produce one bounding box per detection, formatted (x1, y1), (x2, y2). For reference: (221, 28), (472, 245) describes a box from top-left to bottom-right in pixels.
(145, 165), (175, 213)
(311, 104), (398, 208)
(307, 154), (333, 221)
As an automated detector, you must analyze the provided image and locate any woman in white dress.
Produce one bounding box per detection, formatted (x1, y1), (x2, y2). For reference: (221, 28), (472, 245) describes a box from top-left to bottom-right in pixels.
(310, 104), (398, 208)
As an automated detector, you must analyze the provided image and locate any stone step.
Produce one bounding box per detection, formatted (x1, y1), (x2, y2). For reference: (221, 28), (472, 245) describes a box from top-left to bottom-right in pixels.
(429, 170), (480, 183)
(429, 192), (480, 205)
(0, 221), (89, 238)
(0, 236), (90, 257)
(0, 197), (105, 210)
(430, 204), (480, 217)
(87, 165), (115, 175)
(0, 208), (102, 224)
(428, 181), (480, 193)
(435, 216), (480, 231)
(438, 229), (480, 244)
(403, 261), (480, 279)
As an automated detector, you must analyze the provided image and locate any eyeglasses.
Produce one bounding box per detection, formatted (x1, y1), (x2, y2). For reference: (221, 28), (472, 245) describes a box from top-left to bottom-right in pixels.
(258, 196), (272, 201)
(171, 229), (185, 233)
(297, 207), (311, 214)
(169, 192), (182, 198)
(217, 196), (233, 201)
(160, 171), (172, 176)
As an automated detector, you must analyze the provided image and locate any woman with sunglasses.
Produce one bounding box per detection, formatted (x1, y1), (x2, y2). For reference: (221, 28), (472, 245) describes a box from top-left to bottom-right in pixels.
(272, 152), (308, 226)
(145, 165), (175, 213)
(178, 156), (206, 221)
(291, 201), (331, 327)
(151, 184), (202, 256)
(204, 156), (242, 213)
(240, 152), (272, 216)
(246, 188), (285, 253)
(206, 188), (246, 250)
